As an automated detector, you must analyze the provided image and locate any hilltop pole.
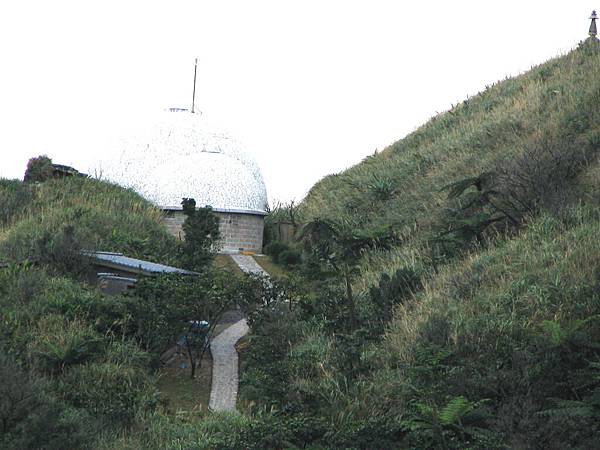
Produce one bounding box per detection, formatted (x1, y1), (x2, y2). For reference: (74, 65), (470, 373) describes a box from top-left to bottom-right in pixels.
(590, 10), (598, 39)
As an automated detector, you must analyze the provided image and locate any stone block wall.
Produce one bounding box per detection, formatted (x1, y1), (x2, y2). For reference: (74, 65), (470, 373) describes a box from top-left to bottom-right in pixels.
(218, 211), (265, 253)
(163, 210), (265, 253)
(163, 211), (186, 240)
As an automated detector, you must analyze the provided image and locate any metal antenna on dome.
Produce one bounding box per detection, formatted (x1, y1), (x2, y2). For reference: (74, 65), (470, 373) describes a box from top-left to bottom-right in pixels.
(191, 58), (198, 113)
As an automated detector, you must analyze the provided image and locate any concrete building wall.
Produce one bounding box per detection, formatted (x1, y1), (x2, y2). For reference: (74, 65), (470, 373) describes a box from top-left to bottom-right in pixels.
(163, 210), (265, 253)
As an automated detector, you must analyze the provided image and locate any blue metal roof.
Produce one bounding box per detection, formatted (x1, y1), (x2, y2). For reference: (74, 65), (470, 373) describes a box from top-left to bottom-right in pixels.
(84, 251), (197, 276)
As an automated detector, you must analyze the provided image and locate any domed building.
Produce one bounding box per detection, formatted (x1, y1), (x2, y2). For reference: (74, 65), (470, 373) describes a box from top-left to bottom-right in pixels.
(100, 108), (268, 253)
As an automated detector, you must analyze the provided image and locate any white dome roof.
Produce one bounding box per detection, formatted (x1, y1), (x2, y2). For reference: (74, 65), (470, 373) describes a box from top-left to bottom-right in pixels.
(99, 109), (268, 213)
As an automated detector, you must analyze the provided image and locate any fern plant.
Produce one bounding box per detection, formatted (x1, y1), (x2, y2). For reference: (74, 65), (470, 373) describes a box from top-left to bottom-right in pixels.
(403, 396), (492, 449)
(539, 361), (600, 420)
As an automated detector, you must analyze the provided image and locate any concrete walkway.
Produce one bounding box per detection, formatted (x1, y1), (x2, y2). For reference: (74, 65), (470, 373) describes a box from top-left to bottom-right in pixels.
(208, 318), (249, 411)
(208, 254), (269, 412)
(230, 254), (269, 276)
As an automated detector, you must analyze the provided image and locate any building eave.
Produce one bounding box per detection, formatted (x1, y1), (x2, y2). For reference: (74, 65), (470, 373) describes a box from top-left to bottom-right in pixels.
(83, 251), (198, 276)
(162, 206), (268, 216)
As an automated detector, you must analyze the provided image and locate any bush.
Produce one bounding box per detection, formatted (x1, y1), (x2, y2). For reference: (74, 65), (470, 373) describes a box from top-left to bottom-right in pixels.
(493, 132), (600, 220)
(4, 397), (93, 450)
(23, 155), (53, 183)
(263, 242), (289, 263)
(368, 267), (422, 326)
(180, 198), (221, 269)
(58, 362), (157, 424)
(0, 353), (39, 435)
(0, 262), (48, 307)
(35, 224), (90, 276)
(130, 271), (238, 364)
(27, 315), (104, 374)
(241, 285), (304, 406)
(0, 353), (93, 450)
(278, 249), (302, 267)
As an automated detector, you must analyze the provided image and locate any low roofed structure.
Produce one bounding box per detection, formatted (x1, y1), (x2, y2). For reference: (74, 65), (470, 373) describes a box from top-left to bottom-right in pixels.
(85, 250), (197, 295)
(85, 251), (197, 276)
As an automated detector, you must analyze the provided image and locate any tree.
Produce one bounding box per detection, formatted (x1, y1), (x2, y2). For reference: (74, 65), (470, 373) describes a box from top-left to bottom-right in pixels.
(299, 217), (397, 328)
(133, 270), (238, 379)
(180, 198), (221, 270)
(23, 155), (53, 183)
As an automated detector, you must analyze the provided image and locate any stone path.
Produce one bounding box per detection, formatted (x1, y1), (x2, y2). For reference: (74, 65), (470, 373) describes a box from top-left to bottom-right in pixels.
(208, 254), (269, 412)
(208, 318), (249, 411)
(230, 254), (269, 276)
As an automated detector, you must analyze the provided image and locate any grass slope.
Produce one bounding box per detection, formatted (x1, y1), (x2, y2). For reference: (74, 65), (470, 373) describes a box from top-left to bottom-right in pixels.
(296, 41), (600, 447)
(300, 41), (600, 293)
(0, 176), (178, 264)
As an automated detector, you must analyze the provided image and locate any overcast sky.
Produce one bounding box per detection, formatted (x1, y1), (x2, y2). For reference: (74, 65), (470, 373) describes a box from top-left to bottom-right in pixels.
(0, 1), (595, 203)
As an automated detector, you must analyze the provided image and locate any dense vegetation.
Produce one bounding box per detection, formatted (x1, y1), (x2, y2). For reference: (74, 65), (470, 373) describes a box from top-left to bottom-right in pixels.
(235, 39), (600, 448)
(4, 39), (600, 449)
(0, 174), (250, 448)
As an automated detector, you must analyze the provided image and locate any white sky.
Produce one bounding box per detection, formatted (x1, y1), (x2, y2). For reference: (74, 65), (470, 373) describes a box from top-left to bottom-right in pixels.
(0, 1), (595, 204)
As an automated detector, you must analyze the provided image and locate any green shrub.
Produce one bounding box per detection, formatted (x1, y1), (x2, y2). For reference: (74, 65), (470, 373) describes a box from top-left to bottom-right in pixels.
(4, 398), (93, 450)
(367, 267), (422, 327)
(0, 353), (93, 450)
(0, 353), (39, 435)
(59, 362), (157, 424)
(241, 288), (304, 406)
(180, 198), (221, 269)
(130, 271), (238, 364)
(263, 241), (289, 263)
(35, 224), (90, 276)
(278, 249), (302, 267)
(23, 155), (53, 183)
(366, 174), (396, 201)
(27, 315), (104, 374)
(0, 262), (48, 308)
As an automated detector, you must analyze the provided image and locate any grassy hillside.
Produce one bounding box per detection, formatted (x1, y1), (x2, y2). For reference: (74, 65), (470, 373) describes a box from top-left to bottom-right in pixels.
(165, 39), (600, 446)
(272, 40), (600, 447)
(301, 40), (600, 292)
(0, 176), (180, 448)
(0, 176), (178, 266)
(364, 206), (600, 448)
